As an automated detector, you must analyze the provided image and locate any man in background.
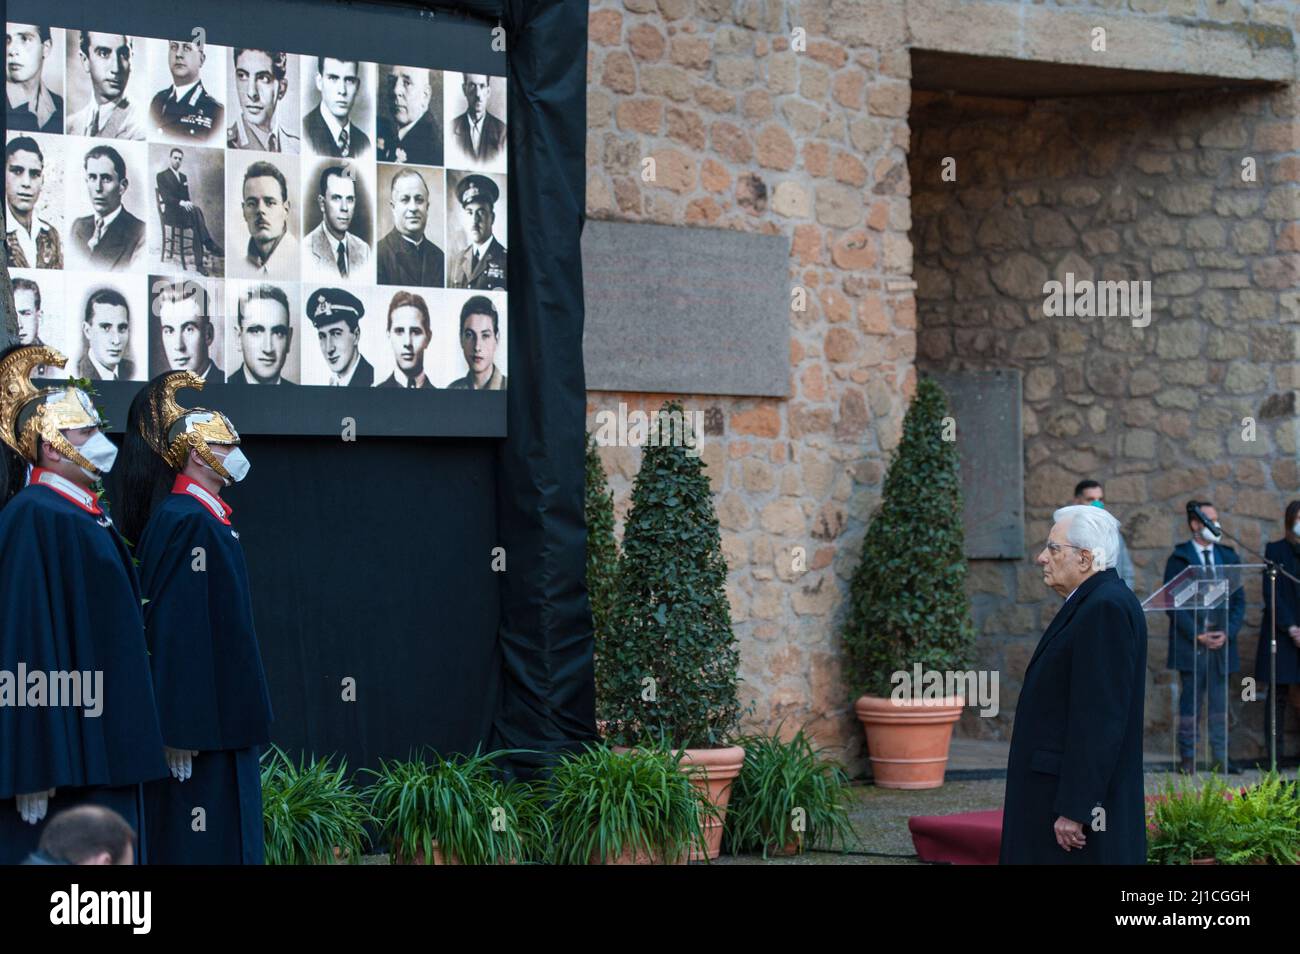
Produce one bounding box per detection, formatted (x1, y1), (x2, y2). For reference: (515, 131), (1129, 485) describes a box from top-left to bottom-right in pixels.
(377, 66), (440, 165)
(376, 168), (443, 286)
(307, 287), (373, 387)
(155, 147), (224, 271)
(66, 31), (146, 139)
(304, 56), (370, 158)
(227, 284), (296, 385)
(70, 144), (145, 271)
(227, 48), (299, 153)
(447, 295), (505, 390)
(376, 290), (434, 388)
(149, 36), (224, 141)
(77, 287), (135, 381)
(154, 280), (221, 380)
(4, 136), (61, 269)
(305, 164), (368, 280)
(450, 72), (504, 165)
(23, 806), (136, 865)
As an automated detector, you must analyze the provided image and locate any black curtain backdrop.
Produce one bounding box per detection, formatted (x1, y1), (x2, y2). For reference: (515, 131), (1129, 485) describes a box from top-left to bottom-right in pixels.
(451, 0), (599, 777)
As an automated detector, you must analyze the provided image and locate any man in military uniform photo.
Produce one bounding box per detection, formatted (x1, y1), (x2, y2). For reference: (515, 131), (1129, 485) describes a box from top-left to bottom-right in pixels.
(447, 295), (506, 391)
(377, 66), (441, 166)
(376, 168), (444, 286)
(228, 48), (300, 153)
(155, 148), (224, 272)
(150, 36), (224, 142)
(304, 56), (371, 159)
(376, 290), (435, 388)
(449, 173), (506, 291)
(307, 287), (374, 387)
(70, 145), (145, 272)
(5, 136), (62, 269)
(6, 23), (64, 133)
(66, 32), (146, 140)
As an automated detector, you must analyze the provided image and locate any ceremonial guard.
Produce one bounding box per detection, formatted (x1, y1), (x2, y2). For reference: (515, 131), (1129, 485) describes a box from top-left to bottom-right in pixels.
(0, 345), (168, 864)
(117, 372), (273, 864)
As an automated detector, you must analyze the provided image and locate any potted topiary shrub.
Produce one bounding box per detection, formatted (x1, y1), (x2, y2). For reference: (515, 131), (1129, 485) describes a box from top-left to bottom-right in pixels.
(587, 431), (619, 740)
(261, 745), (372, 865)
(842, 377), (976, 789)
(723, 726), (858, 859)
(600, 401), (745, 859)
(367, 749), (547, 865)
(548, 742), (711, 864)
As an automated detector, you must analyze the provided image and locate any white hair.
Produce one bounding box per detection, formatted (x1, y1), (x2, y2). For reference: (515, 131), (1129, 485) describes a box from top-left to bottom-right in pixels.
(1052, 504), (1120, 571)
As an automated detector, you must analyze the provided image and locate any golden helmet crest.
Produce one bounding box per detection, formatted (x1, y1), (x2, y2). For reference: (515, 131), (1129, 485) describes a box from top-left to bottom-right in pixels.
(0, 345), (105, 470)
(143, 371), (240, 478)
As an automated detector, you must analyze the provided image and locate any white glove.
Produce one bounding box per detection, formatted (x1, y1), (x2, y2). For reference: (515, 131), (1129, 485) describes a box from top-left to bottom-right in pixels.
(165, 747), (199, 782)
(16, 789), (54, 825)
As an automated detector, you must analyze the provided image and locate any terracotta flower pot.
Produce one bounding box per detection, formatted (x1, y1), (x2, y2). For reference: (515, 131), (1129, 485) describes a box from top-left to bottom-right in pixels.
(680, 745), (746, 861)
(592, 842), (686, 865)
(1190, 857), (1219, 865)
(854, 694), (964, 790)
(611, 744), (746, 861)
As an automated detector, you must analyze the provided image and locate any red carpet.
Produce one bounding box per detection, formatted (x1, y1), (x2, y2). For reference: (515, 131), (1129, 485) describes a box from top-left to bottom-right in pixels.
(908, 809), (1003, 865)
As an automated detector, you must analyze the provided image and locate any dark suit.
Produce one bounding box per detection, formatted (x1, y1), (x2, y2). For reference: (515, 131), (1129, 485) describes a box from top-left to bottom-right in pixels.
(225, 365), (297, 386)
(1000, 568), (1147, 864)
(451, 111), (505, 164)
(303, 106), (371, 158)
(149, 82), (224, 141)
(1257, 539), (1300, 758)
(376, 111), (442, 166)
(155, 167), (220, 254)
(376, 370), (434, 389)
(71, 209), (145, 271)
(334, 355), (375, 387)
(376, 230), (445, 287)
(77, 353), (136, 381)
(1163, 541), (1245, 674)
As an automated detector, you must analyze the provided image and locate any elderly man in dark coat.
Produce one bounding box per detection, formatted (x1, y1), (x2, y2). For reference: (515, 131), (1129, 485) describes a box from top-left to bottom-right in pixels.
(1000, 504), (1148, 865)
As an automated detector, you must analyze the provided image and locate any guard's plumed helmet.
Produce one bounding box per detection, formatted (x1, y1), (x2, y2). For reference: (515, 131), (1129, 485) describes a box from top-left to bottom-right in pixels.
(0, 345), (108, 474)
(138, 371), (241, 481)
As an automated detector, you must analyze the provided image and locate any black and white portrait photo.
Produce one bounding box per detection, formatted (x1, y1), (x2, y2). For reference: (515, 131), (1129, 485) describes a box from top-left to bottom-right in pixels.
(301, 286), (380, 386)
(64, 30), (149, 140)
(5, 132), (64, 270)
(6, 23), (65, 134)
(302, 158), (373, 284)
(148, 276), (225, 380)
(444, 71), (505, 173)
(227, 47), (301, 153)
(225, 154), (300, 280)
(375, 165), (444, 287)
(10, 271), (69, 378)
(225, 280), (301, 385)
(444, 290), (507, 391)
(64, 138), (148, 272)
(376, 65), (441, 167)
(445, 170), (506, 291)
(67, 275), (147, 382)
(300, 55), (374, 159)
(146, 35), (226, 144)
(149, 143), (225, 276)
(374, 287), (436, 389)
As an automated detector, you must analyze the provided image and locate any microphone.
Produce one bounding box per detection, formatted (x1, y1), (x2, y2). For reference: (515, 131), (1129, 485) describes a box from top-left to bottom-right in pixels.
(1187, 502), (1222, 539)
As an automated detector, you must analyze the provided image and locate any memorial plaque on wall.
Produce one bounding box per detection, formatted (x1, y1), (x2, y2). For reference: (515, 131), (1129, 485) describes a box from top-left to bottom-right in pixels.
(928, 369), (1024, 560)
(581, 220), (790, 397)
(9, 0), (507, 436)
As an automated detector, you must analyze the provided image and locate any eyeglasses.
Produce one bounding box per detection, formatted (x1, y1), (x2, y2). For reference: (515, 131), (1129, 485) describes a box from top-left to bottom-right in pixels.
(1044, 542), (1086, 556)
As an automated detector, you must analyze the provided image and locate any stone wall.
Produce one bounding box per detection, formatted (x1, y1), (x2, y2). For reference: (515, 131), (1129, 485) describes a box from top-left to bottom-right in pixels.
(584, 0), (917, 758)
(910, 85), (1300, 753)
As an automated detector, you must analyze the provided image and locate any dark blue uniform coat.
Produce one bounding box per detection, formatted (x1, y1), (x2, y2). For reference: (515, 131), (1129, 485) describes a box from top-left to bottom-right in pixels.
(136, 485), (273, 864)
(1000, 569), (1148, 865)
(0, 481), (168, 863)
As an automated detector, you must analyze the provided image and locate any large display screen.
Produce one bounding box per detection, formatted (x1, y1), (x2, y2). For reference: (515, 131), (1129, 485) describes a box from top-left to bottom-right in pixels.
(5, 0), (508, 436)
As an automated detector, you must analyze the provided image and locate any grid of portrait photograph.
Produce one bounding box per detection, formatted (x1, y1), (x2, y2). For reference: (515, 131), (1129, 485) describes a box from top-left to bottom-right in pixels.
(5, 23), (509, 391)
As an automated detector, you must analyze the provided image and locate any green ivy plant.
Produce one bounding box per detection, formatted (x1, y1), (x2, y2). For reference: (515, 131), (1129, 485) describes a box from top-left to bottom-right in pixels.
(366, 748), (547, 865)
(586, 431), (620, 725)
(842, 377), (976, 699)
(261, 745), (372, 865)
(723, 726), (858, 858)
(547, 742), (712, 864)
(600, 401), (741, 749)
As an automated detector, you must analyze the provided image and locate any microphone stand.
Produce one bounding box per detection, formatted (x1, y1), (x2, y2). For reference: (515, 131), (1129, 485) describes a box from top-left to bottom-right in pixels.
(1215, 527), (1300, 772)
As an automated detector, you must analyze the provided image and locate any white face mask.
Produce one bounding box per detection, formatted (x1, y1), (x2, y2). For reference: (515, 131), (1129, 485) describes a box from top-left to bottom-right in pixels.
(1199, 525), (1220, 543)
(72, 431), (118, 477)
(1291, 522), (1300, 538)
(222, 447), (251, 483)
